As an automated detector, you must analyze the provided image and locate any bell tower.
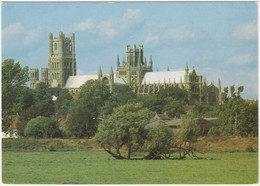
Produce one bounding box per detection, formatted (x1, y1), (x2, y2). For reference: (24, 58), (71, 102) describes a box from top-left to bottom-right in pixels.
(48, 32), (76, 87)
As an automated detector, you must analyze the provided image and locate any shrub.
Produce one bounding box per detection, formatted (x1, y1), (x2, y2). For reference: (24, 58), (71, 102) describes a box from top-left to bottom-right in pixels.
(24, 116), (61, 138)
(144, 122), (174, 159)
(245, 146), (255, 152)
(207, 126), (220, 136)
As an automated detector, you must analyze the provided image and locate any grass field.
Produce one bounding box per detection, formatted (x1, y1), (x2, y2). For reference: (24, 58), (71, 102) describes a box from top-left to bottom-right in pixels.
(2, 150), (258, 184)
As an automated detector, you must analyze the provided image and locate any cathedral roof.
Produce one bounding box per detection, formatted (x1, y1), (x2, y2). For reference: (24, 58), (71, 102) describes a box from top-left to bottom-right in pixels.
(142, 70), (188, 84)
(64, 75), (98, 88)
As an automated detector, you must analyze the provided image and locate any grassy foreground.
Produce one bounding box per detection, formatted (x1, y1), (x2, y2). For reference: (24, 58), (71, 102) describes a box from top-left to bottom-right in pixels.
(2, 149), (258, 184)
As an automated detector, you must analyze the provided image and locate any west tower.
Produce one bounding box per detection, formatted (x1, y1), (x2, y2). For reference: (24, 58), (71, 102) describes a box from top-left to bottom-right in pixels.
(48, 32), (76, 87)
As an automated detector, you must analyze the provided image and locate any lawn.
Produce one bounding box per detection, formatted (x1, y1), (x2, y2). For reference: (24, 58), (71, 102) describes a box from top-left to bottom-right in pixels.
(2, 150), (258, 184)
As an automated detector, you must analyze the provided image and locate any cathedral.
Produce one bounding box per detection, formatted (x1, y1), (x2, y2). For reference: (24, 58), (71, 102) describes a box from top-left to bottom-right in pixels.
(30, 32), (221, 104)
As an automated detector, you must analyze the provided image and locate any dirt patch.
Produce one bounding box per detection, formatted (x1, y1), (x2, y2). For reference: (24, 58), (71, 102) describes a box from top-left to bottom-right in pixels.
(194, 136), (258, 152)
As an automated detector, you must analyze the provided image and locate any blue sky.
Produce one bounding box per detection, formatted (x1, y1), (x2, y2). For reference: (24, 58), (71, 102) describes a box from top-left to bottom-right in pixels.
(2, 2), (258, 99)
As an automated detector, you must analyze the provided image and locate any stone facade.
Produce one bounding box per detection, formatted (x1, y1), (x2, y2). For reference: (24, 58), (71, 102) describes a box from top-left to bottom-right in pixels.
(30, 32), (76, 90)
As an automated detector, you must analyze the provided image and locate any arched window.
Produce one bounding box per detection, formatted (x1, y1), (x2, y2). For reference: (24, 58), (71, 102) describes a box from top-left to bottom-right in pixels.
(54, 43), (57, 50)
(102, 77), (109, 85)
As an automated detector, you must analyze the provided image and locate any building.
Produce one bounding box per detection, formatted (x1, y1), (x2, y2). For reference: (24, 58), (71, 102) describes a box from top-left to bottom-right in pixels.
(30, 32), (76, 95)
(30, 32), (221, 104)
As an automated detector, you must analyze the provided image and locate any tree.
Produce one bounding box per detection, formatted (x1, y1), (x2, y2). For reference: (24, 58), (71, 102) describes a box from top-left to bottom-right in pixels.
(67, 109), (97, 138)
(102, 85), (136, 116)
(95, 103), (154, 159)
(175, 111), (200, 159)
(216, 85), (257, 137)
(66, 80), (111, 138)
(24, 116), (61, 138)
(55, 88), (73, 115)
(144, 122), (174, 159)
(2, 59), (29, 131)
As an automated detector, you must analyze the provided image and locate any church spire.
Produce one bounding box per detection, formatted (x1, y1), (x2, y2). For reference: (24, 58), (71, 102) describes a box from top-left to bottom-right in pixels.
(144, 57), (147, 66)
(98, 65), (102, 80)
(149, 56), (153, 67)
(117, 56), (120, 67)
(185, 64), (189, 72)
(110, 65), (114, 75)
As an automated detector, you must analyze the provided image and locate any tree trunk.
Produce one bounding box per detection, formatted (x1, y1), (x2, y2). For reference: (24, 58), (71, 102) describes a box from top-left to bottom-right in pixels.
(127, 144), (131, 160)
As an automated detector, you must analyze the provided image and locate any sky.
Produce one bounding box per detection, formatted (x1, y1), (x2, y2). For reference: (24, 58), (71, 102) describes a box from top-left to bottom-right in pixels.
(2, 2), (258, 99)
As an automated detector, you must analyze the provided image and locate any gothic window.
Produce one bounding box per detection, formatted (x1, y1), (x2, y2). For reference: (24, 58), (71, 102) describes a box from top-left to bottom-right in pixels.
(102, 77), (109, 85)
(54, 43), (57, 50)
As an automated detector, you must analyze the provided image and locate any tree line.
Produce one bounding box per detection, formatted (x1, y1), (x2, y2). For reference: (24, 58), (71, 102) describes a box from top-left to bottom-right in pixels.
(2, 59), (258, 159)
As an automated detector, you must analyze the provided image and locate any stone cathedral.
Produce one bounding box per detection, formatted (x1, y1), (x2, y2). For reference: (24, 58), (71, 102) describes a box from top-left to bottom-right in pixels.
(30, 32), (221, 104)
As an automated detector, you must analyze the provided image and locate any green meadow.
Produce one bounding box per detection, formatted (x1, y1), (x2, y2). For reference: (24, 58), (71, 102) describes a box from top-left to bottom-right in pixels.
(2, 150), (258, 184)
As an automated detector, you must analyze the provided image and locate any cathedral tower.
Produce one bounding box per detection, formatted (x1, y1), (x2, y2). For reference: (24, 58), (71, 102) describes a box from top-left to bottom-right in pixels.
(48, 32), (76, 87)
(116, 45), (152, 86)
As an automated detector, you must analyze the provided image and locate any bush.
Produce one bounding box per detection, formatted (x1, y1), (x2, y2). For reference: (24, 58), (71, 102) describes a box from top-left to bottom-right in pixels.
(144, 122), (174, 159)
(245, 146), (255, 152)
(207, 126), (220, 136)
(24, 116), (61, 138)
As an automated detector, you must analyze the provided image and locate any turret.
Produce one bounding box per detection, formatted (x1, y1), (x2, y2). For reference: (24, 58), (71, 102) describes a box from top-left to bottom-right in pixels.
(137, 53), (142, 84)
(49, 33), (53, 56)
(30, 68), (39, 89)
(149, 56), (153, 68)
(109, 66), (114, 92)
(98, 65), (102, 80)
(156, 66), (158, 72)
(167, 66), (170, 71)
(117, 56), (120, 67)
(71, 33), (76, 76)
(184, 64), (189, 83)
(144, 57), (147, 66)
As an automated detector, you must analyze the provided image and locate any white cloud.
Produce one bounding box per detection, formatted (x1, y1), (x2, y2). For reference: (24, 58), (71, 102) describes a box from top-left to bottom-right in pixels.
(166, 26), (196, 41)
(234, 22), (257, 41)
(2, 22), (24, 40)
(3, 23), (42, 54)
(144, 32), (159, 46)
(24, 27), (42, 46)
(71, 9), (142, 39)
(120, 9), (142, 29)
(97, 18), (117, 38)
(72, 18), (95, 32)
(227, 53), (255, 66)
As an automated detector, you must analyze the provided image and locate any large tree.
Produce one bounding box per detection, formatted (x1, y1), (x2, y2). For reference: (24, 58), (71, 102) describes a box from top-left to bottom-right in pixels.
(217, 85), (258, 137)
(66, 80), (111, 137)
(175, 111), (200, 159)
(2, 59), (29, 131)
(95, 103), (154, 159)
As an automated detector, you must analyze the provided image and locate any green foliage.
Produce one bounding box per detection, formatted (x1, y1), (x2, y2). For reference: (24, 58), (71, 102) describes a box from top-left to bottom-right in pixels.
(24, 116), (61, 138)
(102, 85), (136, 116)
(133, 87), (188, 117)
(55, 89), (73, 115)
(217, 86), (258, 137)
(144, 122), (174, 159)
(132, 94), (162, 113)
(197, 104), (218, 117)
(2, 59), (29, 131)
(66, 80), (110, 138)
(95, 103), (154, 159)
(177, 111), (200, 144)
(67, 109), (97, 138)
(245, 146), (255, 152)
(207, 126), (220, 136)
